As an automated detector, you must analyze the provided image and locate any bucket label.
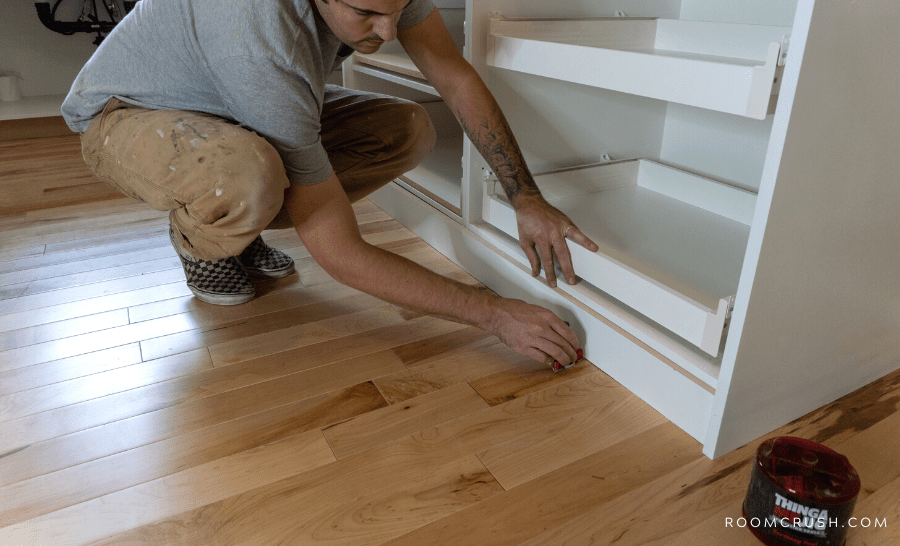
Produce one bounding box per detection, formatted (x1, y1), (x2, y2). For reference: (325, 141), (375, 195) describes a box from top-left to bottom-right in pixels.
(743, 466), (856, 546)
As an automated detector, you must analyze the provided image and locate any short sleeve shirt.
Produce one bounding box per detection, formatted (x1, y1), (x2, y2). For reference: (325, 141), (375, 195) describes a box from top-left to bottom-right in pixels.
(61, 0), (435, 185)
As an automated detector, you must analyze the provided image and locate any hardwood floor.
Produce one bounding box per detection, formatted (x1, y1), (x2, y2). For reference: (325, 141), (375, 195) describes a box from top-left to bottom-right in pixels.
(0, 194), (897, 545)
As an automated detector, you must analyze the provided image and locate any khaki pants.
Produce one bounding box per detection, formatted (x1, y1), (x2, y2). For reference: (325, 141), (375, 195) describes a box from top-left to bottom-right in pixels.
(80, 86), (436, 260)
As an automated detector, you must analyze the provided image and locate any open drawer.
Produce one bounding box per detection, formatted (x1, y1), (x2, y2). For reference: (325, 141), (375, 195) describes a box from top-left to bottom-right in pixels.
(482, 159), (755, 356)
(487, 17), (790, 119)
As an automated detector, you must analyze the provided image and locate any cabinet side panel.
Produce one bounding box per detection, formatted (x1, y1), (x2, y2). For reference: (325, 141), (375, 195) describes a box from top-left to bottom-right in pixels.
(705, 0), (900, 458)
(679, 0), (798, 26)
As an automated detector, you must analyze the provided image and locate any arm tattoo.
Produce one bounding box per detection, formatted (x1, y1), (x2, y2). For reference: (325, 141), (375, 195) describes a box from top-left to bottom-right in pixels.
(455, 105), (542, 202)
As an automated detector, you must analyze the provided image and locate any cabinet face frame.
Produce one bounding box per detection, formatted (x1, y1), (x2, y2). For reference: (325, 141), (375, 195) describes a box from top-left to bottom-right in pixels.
(364, 0), (900, 459)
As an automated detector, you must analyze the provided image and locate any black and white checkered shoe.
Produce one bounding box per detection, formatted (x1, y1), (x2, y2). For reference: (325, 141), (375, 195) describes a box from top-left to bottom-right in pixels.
(239, 236), (295, 279)
(169, 228), (255, 306)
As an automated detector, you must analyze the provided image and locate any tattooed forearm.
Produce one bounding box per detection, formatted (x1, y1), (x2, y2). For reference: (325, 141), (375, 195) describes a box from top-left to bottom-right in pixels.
(455, 104), (542, 202)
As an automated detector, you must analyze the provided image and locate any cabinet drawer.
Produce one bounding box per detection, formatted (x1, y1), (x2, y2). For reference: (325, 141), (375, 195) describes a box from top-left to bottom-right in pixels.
(482, 159), (755, 356)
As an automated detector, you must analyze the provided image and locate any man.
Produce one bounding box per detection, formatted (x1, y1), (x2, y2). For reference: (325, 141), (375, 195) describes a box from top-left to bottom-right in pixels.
(62, 0), (599, 367)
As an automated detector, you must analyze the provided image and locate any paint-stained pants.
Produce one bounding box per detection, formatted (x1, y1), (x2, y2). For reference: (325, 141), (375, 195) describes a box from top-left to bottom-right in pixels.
(80, 86), (436, 261)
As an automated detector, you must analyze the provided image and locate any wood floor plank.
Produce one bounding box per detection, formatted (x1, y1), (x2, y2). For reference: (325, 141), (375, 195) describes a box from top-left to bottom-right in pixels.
(0, 381), (386, 526)
(0, 215), (169, 255)
(0, 202), (162, 235)
(0, 350), (405, 485)
(380, 421), (702, 546)
(0, 344), (143, 396)
(0, 244), (45, 264)
(126, 273), (306, 324)
(43, 219), (169, 254)
(0, 282), (189, 333)
(0, 268), (185, 316)
(477, 393), (669, 489)
(89, 453), (502, 546)
(0, 428), (337, 545)
(1, 342), (399, 450)
(322, 381), (491, 459)
(0, 308), (129, 352)
(391, 326), (496, 367)
(0, 233), (170, 275)
(534, 390), (900, 546)
(202, 303), (404, 366)
(0, 256), (181, 302)
(375, 340), (530, 405)
(0, 348), (212, 423)
(0, 206), (163, 246)
(469, 358), (599, 407)
(0, 311), (199, 371)
(0, 245), (174, 288)
(136, 283), (383, 361)
(848, 474), (900, 545)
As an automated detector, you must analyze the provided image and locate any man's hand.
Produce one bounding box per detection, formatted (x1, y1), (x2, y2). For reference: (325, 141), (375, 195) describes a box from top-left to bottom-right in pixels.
(514, 195), (599, 288)
(486, 297), (580, 366)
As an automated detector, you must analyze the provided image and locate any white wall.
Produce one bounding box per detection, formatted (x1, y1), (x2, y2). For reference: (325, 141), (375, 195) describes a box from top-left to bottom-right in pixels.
(0, 1), (98, 98)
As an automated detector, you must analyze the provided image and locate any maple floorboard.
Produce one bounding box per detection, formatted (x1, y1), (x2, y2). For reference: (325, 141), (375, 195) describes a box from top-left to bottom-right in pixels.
(0, 189), (896, 546)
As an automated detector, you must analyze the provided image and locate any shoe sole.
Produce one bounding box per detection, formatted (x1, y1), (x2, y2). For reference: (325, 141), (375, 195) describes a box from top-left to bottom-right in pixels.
(187, 285), (256, 306)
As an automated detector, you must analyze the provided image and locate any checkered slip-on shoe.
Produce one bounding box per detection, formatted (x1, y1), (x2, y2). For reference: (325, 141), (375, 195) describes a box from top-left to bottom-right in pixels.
(239, 236), (295, 279)
(169, 228), (255, 306)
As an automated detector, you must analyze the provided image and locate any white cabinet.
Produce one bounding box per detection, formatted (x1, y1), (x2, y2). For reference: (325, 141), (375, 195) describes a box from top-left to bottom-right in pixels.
(347, 0), (900, 458)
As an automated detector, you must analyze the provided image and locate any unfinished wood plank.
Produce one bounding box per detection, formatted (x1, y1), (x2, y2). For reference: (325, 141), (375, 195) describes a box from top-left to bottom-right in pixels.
(0, 266), (184, 317)
(391, 325), (495, 366)
(0, 245), (174, 288)
(89, 453), (502, 546)
(0, 351), (405, 485)
(477, 393), (668, 489)
(0, 244), (45, 264)
(150, 299), (401, 363)
(0, 207), (164, 245)
(0, 214), (168, 254)
(381, 422), (702, 546)
(0, 256), (181, 302)
(470, 358), (598, 407)
(0, 344), (143, 396)
(538, 391), (900, 546)
(0, 348), (212, 422)
(0, 281), (189, 333)
(0, 233), (170, 276)
(0, 381), (386, 526)
(204, 304), (404, 366)
(375, 340), (529, 404)
(0, 310), (199, 371)
(323, 381), (490, 459)
(0, 345), (400, 450)
(126, 272), (307, 324)
(0, 308), (129, 352)
(0, 428), (337, 545)
(77, 369), (632, 545)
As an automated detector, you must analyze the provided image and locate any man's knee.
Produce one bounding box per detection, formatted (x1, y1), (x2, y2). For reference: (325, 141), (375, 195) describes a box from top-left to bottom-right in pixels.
(388, 101), (437, 173)
(193, 132), (289, 234)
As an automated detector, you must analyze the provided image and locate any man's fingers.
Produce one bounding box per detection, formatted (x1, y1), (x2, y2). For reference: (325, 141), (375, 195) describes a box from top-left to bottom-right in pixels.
(564, 226), (599, 252)
(522, 243), (541, 277)
(553, 233), (576, 285)
(534, 336), (572, 365)
(549, 319), (580, 352)
(537, 242), (557, 287)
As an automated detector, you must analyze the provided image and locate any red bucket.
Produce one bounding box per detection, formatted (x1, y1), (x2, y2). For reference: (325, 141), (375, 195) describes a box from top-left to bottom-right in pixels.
(742, 437), (860, 546)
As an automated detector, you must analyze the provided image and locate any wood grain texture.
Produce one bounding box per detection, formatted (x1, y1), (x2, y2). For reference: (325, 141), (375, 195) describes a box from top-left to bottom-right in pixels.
(0, 195), (896, 546)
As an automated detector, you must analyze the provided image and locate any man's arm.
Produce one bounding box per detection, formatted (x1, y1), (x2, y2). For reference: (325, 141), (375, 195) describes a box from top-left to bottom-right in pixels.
(398, 8), (599, 288)
(284, 173), (580, 365)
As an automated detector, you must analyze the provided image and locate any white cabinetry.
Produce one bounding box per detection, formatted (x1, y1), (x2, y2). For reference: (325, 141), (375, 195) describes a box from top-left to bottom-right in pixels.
(346, 0), (900, 458)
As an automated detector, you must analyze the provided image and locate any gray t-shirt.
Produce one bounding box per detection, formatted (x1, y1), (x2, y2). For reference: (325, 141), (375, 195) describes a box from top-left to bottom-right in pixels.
(62, 0), (435, 185)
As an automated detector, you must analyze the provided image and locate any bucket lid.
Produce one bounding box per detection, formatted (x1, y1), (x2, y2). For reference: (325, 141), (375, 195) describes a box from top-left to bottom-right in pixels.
(755, 437), (861, 504)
